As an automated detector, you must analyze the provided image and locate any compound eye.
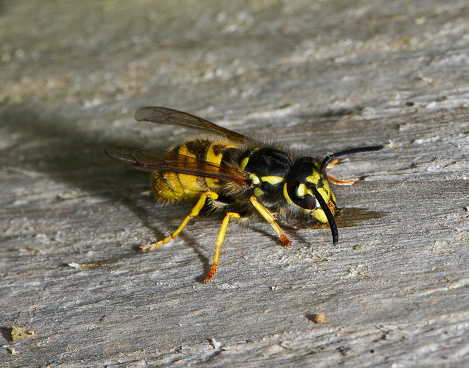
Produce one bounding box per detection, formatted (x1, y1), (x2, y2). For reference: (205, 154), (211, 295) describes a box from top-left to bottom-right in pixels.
(286, 180), (317, 210)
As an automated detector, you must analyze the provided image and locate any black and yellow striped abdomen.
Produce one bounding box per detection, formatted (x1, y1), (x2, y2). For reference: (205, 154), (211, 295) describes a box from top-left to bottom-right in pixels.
(151, 138), (238, 201)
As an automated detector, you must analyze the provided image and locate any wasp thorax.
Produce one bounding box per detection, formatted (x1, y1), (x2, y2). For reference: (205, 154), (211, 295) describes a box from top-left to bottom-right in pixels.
(241, 147), (292, 177)
(242, 147), (293, 199)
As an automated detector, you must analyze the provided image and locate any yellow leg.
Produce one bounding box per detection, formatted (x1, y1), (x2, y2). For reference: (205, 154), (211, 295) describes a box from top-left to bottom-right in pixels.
(204, 212), (241, 282)
(325, 159), (357, 185)
(326, 175), (357, 185)
(140, 190), (219, 252)
(249, 196), (291, 247)
(325, 158), (340, 168)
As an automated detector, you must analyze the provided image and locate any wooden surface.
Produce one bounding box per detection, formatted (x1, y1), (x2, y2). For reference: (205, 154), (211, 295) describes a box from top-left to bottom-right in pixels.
(1, 1), (469, 366)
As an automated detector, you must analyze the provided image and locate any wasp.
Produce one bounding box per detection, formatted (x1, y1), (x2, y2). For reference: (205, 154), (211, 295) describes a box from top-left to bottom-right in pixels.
(105, 107), (382, 281)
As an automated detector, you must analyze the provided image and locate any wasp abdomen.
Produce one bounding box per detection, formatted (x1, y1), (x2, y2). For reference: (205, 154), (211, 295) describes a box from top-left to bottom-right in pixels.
(152, 138), (237, 201)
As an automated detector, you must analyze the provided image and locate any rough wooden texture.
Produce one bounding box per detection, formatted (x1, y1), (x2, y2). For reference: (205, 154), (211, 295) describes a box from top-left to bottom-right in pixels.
(1, 1), (469, 366)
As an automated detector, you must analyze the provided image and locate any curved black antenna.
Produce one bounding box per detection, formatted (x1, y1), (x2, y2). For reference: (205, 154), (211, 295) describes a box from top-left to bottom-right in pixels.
(320, 145), (383, 174)
(311, 185), (338, 246)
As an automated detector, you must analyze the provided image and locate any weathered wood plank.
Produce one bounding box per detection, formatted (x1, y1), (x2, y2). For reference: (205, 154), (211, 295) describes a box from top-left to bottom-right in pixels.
(1, 0), (468, 366)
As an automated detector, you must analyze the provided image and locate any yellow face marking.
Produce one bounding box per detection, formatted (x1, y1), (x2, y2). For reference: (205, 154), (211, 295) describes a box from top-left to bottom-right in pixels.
(313, 199), (336, 223)
(296, 183), (308, 197)
(316, 187), (329, 200)
(282, 177), (336, 223)
(283, 183), (291, 204)
(312, 208), (328, 223)
(260, 175), (284, 185)
(306, 171), (321, 186)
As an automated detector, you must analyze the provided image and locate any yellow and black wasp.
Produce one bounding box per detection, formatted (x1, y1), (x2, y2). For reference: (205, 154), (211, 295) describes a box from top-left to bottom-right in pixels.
(105, 107), (382, 281)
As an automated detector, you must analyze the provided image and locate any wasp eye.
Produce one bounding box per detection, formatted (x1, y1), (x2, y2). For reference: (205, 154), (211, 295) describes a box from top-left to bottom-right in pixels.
(287, 180), (317, 210)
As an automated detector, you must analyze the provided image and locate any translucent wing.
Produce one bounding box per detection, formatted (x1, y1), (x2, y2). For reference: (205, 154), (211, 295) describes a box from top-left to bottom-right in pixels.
(104, 146), (249, 185)
(134, 106), (260, 144)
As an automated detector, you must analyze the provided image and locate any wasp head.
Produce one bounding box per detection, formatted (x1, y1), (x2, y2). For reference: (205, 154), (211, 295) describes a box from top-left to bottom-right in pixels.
(283, 157), (338, 245)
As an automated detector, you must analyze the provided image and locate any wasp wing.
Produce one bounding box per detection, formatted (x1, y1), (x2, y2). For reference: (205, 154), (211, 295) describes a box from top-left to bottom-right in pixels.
(135, 106), (260, 144)
(104, 146), (249, 186)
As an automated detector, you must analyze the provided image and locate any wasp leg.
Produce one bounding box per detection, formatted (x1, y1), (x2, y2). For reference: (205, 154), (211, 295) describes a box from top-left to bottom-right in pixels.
(325, 158), (358, 185)
(249, 196), (291, 247)
(204, 212), (241, 282)
(325, 157), (340, 168)
(140, 190), (219, 252)
(326, 175), (357, 185)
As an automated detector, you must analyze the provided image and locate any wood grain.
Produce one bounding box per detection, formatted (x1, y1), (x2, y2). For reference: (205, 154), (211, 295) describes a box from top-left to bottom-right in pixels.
(1, 0), (468, 366)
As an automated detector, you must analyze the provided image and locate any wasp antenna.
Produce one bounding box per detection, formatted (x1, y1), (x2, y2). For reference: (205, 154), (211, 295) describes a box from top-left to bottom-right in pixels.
(311, 186), (338, 246)
(320, 145), (383, 174)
